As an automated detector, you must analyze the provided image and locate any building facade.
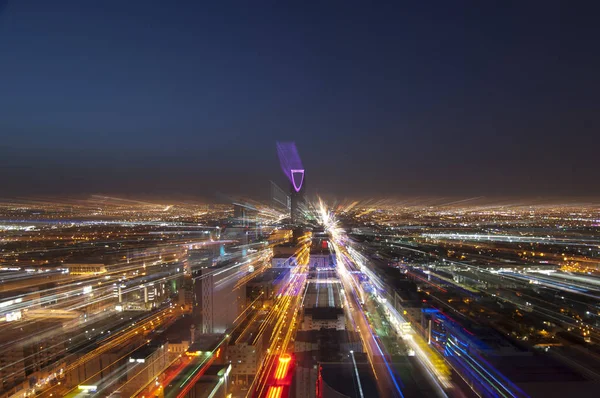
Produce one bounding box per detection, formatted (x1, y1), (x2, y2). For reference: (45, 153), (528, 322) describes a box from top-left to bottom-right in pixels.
(192, 265), (246, 334)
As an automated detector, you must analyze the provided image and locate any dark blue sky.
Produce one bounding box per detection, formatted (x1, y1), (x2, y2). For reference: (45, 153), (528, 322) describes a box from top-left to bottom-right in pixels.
(1, 1), (599, 199)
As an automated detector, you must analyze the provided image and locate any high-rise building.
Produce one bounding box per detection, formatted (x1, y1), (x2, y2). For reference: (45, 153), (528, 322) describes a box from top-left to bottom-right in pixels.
(233, 203), (258, 227)
(192, 262), (246, 334)
(270, 181), (290, 212)
(276, 142), (305, 223)
(1, 321), (66, 394)
(290, 175), (306, 224)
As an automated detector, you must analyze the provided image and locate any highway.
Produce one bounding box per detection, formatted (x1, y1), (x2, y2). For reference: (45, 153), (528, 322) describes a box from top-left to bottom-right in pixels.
(250, 234), (311, 398)
(320, 204), (462, 398)
(334, 242), (413, 398)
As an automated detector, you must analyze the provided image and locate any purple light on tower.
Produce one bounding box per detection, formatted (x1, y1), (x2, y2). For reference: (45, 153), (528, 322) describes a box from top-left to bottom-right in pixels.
(290, 169), (304, 192)
(276, 142), (304, 192)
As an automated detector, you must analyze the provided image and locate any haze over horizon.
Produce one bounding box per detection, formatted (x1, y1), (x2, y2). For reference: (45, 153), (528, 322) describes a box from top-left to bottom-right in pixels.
(1, 1), (599, 198)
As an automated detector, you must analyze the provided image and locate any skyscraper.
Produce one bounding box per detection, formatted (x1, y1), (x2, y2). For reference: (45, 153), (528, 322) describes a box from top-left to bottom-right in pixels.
(276, 142), (305, 223)
(290, 174), (305, 224)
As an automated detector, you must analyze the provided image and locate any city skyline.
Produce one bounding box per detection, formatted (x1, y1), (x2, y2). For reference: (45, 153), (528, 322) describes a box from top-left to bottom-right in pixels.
(2, 2), (600, 398)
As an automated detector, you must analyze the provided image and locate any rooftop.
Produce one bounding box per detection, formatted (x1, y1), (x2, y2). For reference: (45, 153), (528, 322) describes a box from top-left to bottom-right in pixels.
(161, 314), (193, 343)
(295, 329), (360, 345)
(129, 342), (166, 360)
(319, 359), (379, 398)
(304, 307), (344, 320)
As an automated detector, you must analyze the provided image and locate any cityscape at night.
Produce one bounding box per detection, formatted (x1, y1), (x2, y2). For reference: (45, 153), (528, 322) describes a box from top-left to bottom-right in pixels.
(1, 1), (600, 398)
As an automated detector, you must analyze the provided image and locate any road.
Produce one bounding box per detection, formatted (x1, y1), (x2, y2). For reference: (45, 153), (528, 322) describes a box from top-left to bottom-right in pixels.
(336, 251), (406, 398)
(333, 239), (462, 398)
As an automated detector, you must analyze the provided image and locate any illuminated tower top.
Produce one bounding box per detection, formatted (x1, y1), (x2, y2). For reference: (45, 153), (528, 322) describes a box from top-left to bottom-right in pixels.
(276, 142), (304, 192)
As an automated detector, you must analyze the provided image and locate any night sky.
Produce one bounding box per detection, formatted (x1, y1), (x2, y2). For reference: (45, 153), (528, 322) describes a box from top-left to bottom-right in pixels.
(1, 1), (599, 199)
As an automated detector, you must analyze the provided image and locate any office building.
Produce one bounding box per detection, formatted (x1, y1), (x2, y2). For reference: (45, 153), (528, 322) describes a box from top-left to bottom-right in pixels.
(0, 321), (65, 394)
(290, 177), (306, 224)
(192, 262), (246, 334)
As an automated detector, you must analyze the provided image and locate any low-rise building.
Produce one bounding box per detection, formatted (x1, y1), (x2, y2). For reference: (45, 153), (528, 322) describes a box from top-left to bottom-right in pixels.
(227, 341), (263, 386)
(271, 244), (298, 268)
(64, 262), (107, 275)
(121, 343), (170, 397)
(301, 307), (345, 331)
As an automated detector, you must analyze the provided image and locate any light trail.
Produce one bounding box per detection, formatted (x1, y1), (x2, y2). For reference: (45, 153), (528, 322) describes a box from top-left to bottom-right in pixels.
(422, 233), (600, 246)
(266, 386), (283, 398)
(350, 350), (366, 398)
(322, 226), (405, 395)
(318, 199), (456, 398)
(249, 237), (309, 398)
